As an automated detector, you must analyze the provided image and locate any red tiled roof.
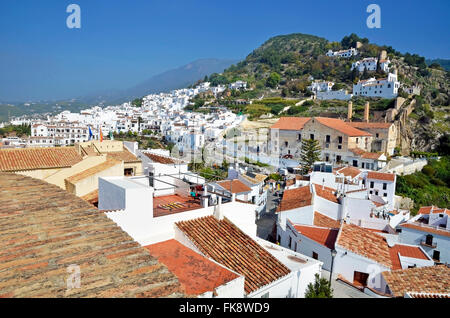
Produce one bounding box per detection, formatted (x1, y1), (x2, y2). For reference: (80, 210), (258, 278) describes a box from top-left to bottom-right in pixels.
(367, 171), (395, 182)
(143, 152), (177, 164)
(336, 166), (362, 178)
(106, 148), (141, 163)
(144, 239), (239, 296)
(216, 179), (252, 194)
(314, 117), (372, 137)
(348, 122), (393, 129)
(293, 224), (339, 249)
(382, 265), (450, 297)
(418, 206), (450, 216)
(399, 222), (450, 238)
(0, 147), (83, 172)
(313, 212), (341, 229)
(313, 184), (339, 204)
(389, 244), (430, 270)
(0, 172), (184, 298)
(176, 216), (291, 294)
(407, 293), (450, 298)
(65, 159), (121, 184)
(336, 223), (392, 268)
(348, 148), (384, 160)
(270, 117), (311, 130)
(277, 185), (312, 212)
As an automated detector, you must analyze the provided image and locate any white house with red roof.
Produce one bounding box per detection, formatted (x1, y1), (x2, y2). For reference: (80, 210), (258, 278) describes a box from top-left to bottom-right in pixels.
(398, 206), (450, 264)
(98, 175), (323, 298)
(366, 171), (396, 210)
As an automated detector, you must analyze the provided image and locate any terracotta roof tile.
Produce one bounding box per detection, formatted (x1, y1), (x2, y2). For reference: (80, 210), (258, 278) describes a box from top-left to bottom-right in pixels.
(216, 179), (252, 194)
(277, 185), (312, 212)
(399, 222), (450, 238)
(270, 117), (311, 130)
(407, 292), (450, 298)
(367, 171), (396, 182)
(382, 265), (450, 297)
(143, 152), (177, 164)
(389, 244), (430, 270)
(314, 184), (339, 204)
(0, 172), (184, 298)
(106, 148), (141, 163)
(314, 212), (341, 228)
(336, 223), (392, 268)
(0, 147), (83, 172)
(293, 224), (339, 249)
(176, 216), (291, 294)
(348, 148), (384, 159)
(144, 239), (239, 296)
(65, 159), (121, 184)
(348, 122), (393, 129)
(314, 117), (372, 137)
(336, 166), (362, 178)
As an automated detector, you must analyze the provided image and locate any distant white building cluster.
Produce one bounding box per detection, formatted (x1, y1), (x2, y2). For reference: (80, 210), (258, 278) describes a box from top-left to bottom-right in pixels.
(326, 47), (359, 58)
(6, 81), (246, 153)
(351, 57), (390, 73)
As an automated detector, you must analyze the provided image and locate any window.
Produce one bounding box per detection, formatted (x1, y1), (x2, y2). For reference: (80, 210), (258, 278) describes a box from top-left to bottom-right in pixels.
(376, 133), (379, 138)
(336, 155), (341, 162)
(383, 193), (387, 197)
(370, 181), (374, 188)
(312, 252), (318, 260)
(326, 135), (331, 143)
(124, 168), (134, 176)
(289, 237), (292, 249)
(383, 183), (387, 190)
(338, 136), (343, 144)
(310, 134), (314, 140)
(298, 134), (301, 141)
(433, 250), (440, 261)
(353, 160), (358, 167)
(425, 235), (433, 246)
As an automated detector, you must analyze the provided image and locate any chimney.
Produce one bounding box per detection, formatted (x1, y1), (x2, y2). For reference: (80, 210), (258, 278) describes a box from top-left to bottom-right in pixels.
(364, 102), (370, 123)
(347, 101), (353, 121)
(213, 196), (224, 221)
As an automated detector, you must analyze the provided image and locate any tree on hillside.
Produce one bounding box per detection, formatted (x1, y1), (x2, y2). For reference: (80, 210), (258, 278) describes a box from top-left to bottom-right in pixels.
(299, 138), (321, 174)
(266, 72), (281, 88)
(341, 33), (368, 49)
(305, 274), (333, 298)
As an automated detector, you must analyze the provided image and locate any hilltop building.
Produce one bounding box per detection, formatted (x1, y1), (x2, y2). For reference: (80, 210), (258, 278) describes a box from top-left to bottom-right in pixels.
(326, 48), (358, 58)
(353, 72), (400, 99)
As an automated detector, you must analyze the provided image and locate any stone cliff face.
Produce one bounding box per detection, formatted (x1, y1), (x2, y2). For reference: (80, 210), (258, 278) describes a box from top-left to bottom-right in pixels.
(393, 98), (446, 155)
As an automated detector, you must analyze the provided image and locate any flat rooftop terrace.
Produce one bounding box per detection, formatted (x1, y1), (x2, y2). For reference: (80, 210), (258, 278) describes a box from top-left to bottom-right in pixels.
(153, 194), (203, 217)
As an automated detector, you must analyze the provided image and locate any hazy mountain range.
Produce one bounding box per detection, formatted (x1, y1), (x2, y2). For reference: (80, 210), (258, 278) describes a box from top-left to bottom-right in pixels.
(0, 58), (238, 122)
(75, 58), (239, 105)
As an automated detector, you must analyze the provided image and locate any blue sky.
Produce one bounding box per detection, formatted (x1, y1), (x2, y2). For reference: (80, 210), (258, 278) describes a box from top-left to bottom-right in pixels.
(0, 0), (449, 101)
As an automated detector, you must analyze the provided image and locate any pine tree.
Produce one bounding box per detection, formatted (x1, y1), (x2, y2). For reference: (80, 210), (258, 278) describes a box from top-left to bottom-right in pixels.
(305, 274), (333, 298)
(299, 138), (321, 174)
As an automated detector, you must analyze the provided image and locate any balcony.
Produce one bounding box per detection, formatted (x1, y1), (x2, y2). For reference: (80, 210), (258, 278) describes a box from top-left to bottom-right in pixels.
(420, 241), (437, 249)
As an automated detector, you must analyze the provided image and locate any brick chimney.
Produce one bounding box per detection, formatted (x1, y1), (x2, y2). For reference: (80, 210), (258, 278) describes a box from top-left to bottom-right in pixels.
(347, 101), (353, 121)
(364, 102), (370, 123)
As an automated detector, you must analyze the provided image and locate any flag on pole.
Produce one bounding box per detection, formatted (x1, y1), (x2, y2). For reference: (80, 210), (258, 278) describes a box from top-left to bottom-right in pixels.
(88, 126), (93, 141)
(100, 128), (103, 142)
